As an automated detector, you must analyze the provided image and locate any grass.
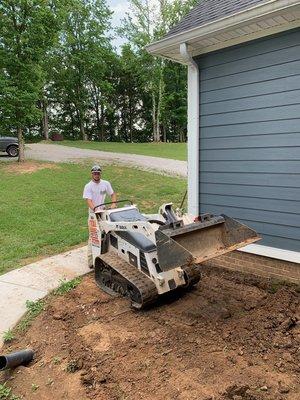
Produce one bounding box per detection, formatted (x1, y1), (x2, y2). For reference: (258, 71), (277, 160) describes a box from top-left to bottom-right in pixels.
(31, 384), (39, 392)
(55, 140), (187, 161)
(52, 356), (61, 365)
(0, 161), (186, 274)
(53, 277), (81, 295)
(2, 329), (15, 343)
(0, 383), (21, 400)
(16, 299), (45, 332)
(0, 383), (11, 399)
(66, 359), (79, 373)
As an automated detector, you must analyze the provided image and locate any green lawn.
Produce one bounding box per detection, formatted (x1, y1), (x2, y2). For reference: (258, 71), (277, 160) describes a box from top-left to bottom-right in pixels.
(56, 140), (187, 161)
(0, 161), (186, 274)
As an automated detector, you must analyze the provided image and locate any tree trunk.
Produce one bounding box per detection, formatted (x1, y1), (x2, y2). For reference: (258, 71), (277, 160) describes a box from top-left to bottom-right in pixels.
(17, 127), (25, 162)
(162, 124), (167, 142)
(80, 119), (87, 141)
(42, 99), (49, 140)
(129, 98), (133, 142)
(100, 103), (105, 142)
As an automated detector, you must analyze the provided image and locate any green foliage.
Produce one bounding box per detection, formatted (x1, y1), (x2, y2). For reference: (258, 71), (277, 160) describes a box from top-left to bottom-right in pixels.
(0, 161), (186, 274)
(118, 0), (197, 142)
(0, 384), (21, 400)
(0, 0), (66, 154)
(10, 396), (22, 400)
(52, 356), (62, 365)
(16, 299), (45, 332)
(66, 359), (79, 373)
(2, 329), (15, 343)
(46, 377), (54, 386)
(0, 0), (195, 143)
(54, 277), (82, 295)
(31, 384), (39, 392)
(0, 383), (11, 399)
(49, 0), (113, 140)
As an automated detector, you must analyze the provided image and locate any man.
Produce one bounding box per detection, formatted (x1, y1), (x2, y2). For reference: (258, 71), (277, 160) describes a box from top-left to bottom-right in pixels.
(83, 164), (117, 211)
(83, 165), (117, 268)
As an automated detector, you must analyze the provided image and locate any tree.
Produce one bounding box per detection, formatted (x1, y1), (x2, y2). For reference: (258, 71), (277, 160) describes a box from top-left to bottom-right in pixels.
(120, 0), (198, 142)
(0, 0), (63, 161)
(50, 0), (112, 140)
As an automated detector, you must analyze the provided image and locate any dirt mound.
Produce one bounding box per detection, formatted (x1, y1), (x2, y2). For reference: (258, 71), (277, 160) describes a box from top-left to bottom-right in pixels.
(1, 269), (299, 400)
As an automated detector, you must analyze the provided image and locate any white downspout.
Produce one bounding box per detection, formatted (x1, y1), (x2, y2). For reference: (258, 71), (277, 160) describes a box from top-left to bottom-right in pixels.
(180, 43), (200, 217)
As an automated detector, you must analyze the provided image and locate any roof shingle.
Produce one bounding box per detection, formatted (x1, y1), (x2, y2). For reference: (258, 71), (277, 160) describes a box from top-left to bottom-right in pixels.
(165, 0), (269, 38)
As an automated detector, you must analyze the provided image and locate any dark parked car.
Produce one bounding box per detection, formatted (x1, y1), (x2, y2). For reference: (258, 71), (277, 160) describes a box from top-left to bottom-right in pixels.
(0, 136), (19, 157)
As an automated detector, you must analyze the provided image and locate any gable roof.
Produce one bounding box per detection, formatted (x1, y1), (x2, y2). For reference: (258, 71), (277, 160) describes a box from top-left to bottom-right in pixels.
(165, 0), (269, 39)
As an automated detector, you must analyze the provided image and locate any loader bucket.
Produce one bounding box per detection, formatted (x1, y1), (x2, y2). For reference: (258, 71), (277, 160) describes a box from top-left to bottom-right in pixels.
(155, 215), (260, 271)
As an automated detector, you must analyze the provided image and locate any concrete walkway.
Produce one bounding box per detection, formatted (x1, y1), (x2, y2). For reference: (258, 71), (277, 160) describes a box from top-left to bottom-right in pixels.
(0, 246), (88, 348)
(25, 143), (187, 177)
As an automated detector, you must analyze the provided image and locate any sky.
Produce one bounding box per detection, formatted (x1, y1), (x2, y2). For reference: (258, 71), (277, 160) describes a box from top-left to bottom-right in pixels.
(107, 0), (130, 49)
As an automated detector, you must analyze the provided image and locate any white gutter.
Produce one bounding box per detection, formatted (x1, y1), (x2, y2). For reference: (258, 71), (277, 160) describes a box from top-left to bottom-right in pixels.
(180, 43), (199, 217)
(146, 0), (300, 58)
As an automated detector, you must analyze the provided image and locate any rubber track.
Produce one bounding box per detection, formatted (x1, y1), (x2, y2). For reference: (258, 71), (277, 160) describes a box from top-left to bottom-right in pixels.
(99, 252), (158, 309)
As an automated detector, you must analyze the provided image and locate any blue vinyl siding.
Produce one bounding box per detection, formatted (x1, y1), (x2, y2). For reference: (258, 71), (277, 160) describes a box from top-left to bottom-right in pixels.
(195, 29), (300, 252)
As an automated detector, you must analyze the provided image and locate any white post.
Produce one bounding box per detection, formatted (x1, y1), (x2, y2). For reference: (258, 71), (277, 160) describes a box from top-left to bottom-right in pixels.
(180, 43), (200, 217)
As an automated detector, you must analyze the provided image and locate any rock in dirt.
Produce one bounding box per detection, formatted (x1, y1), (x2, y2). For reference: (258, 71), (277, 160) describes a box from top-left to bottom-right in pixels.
(223, 384), (250, 399)
(280, 317), (298, 332)
(278, 381), (290, 394)
(259, 386), (268, 391)
(80, 372), (95, 386)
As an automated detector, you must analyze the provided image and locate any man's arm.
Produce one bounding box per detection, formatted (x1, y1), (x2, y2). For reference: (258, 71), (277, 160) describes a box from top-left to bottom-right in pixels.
(83, 184), (94, 210)
(86, 198), (95, 210)
(110, 192), (117, 208)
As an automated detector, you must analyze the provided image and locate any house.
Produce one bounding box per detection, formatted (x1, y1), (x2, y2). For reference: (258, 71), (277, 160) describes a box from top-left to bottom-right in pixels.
(147, 0), (300, 283)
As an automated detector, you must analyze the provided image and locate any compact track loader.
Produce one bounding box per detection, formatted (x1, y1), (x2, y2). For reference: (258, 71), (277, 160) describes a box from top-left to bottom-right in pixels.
(89, 201), (260, 309)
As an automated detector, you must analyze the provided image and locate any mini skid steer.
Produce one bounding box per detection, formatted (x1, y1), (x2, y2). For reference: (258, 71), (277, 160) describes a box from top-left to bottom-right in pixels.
(89, 200), (260, 309)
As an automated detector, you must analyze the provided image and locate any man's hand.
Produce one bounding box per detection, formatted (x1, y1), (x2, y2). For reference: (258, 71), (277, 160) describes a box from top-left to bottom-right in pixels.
(110, 202), (117, 209)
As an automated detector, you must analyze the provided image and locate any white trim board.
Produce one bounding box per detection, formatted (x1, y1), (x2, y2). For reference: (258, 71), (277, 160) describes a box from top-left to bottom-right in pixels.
(239, 244), (300, 264)
(180, 44), (200, 216)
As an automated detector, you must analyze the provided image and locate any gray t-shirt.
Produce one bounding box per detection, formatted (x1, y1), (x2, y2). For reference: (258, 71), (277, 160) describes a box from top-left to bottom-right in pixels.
(83, 180), (114, 209)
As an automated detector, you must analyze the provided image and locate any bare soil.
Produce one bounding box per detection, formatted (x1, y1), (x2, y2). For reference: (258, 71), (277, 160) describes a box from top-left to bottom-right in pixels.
(1, 267), (299, 400)
(4, 161), (59, 174)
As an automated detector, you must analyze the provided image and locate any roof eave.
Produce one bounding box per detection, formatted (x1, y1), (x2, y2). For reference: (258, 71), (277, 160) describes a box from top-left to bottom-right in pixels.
(146, 0), (300, 63)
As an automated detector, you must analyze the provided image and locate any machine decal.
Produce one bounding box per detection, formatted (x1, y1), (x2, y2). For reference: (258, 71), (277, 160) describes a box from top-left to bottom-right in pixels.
(89, 219), (100, 247)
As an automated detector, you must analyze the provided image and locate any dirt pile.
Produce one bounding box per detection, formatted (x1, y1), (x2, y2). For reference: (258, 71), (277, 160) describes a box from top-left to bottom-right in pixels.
(1, 268), (299, 400)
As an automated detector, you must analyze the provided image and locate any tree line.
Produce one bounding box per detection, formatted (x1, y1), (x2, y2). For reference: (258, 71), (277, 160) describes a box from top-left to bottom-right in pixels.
(0, 0), (197, 160)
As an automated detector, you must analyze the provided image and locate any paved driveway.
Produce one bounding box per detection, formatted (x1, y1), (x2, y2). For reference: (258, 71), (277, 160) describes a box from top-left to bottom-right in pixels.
(24, 143), (187, 177)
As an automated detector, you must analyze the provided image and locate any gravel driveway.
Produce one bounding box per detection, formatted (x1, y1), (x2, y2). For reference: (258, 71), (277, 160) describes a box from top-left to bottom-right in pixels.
(24, 143), (187, 177)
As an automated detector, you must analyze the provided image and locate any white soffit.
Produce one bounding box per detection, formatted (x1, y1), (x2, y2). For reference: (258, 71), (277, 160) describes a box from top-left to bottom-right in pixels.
(146, 0), (300, 64)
